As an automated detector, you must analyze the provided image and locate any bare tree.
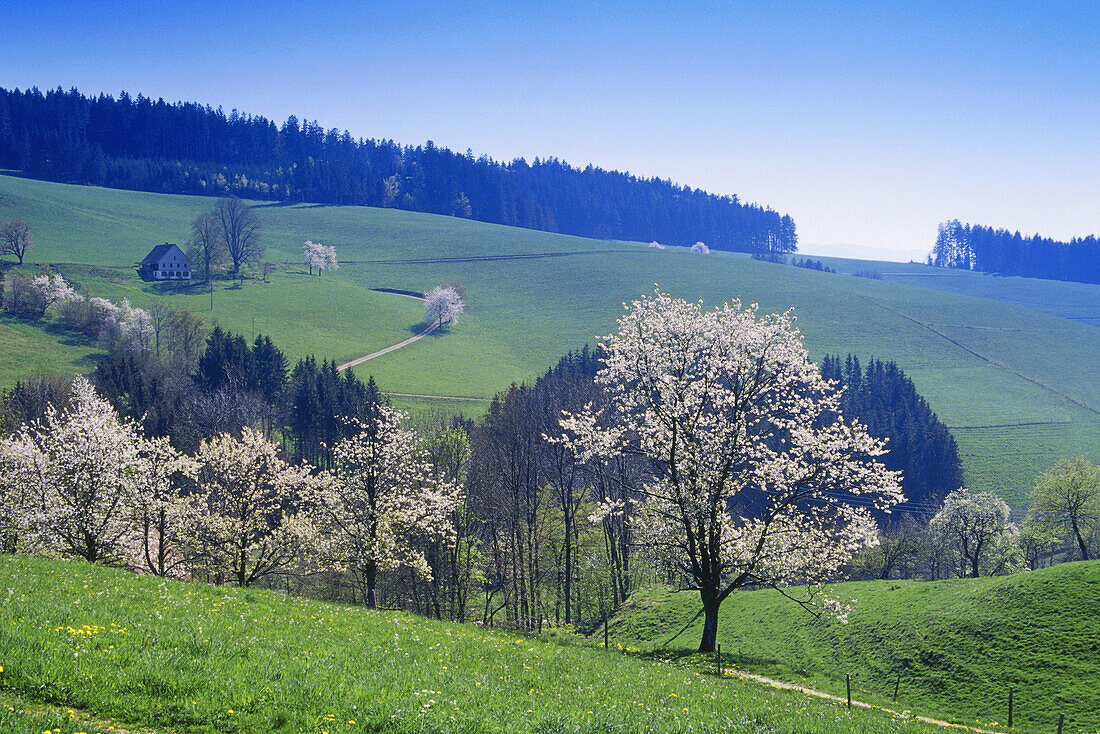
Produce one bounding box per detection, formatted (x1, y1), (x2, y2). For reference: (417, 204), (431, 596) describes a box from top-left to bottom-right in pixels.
(187, 212), (225, 284)
(213, 197), (263, 277)
(148, 298), (175, 361)
(0, 219), (34, 265)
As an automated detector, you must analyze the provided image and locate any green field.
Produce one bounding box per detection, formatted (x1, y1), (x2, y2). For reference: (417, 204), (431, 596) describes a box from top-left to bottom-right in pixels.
(0, 555), (942, 734)
(610, 562), (1100, 733)
(814, 255), (1100, 329)
(2, 174), (1099, 507)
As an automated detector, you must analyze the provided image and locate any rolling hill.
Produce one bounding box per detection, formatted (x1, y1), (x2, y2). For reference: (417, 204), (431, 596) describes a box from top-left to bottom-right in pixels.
(1, 174), (1099, 509)
(0, 555), (938, 734)
(609, 562), (1100, 733)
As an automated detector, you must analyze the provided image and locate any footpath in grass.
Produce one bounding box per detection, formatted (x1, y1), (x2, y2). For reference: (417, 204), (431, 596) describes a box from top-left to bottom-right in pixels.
(610, 562), (1100, 733)
(0, 556), (944, 734)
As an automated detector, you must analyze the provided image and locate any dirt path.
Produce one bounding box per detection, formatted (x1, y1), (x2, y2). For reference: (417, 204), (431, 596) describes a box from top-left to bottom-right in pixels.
(337, 290), (435, 372)
(723, 667), (998, 733)
(337, 321), (440, 371)
(383, 391), (491, 401)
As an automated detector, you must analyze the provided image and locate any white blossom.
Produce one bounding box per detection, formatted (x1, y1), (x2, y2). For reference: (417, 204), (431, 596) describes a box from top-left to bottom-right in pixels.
(314, 406), (463, 607)
(302, 240), (338, 276)
(189, 427), (320, 586)
(560, 287), (903, 650)
(0, 376), (146, 563)
(424, 285), (466, 326)
(31, 273), (76, 311)
(930, 487), (1018, 577)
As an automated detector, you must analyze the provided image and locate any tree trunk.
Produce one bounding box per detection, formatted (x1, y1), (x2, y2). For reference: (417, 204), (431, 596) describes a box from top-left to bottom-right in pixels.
(1071, 518), (1091, 561)
(698, 589), (721, 653)
(366, 562), (378, 609)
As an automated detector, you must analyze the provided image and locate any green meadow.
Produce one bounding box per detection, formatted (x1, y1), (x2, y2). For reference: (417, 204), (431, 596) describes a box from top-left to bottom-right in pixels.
(0, 556), (942, 734)
(2, 174), (1099, 507)
(611, 562), (1100, 733)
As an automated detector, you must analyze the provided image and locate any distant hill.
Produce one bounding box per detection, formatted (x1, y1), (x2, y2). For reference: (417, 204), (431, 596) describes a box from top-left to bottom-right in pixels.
(0, 85), (797, 254)
(612, 562), (1100, 732)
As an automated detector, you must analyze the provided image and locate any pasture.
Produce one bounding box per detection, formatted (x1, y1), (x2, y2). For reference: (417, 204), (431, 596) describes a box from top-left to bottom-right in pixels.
(0, 555), (941, 734)
(2, 174), (1099, 507)
(611, 562), (1100, 733)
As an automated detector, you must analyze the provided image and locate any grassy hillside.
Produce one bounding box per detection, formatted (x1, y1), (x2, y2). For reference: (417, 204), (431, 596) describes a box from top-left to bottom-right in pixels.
(815, 255), (1100, 329)
(2, 174), (1099, 507)
(0, 556), (940, 734)
(610, 563), (1100, 733)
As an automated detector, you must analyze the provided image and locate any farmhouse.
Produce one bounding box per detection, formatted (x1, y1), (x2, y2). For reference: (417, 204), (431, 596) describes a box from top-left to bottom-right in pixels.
(140, 243), (191, 280)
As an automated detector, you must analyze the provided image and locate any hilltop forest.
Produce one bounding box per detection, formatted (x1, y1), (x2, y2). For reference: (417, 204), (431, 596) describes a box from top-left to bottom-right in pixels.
(932, 219), (1100, 284)
(0, 86), (797, 254)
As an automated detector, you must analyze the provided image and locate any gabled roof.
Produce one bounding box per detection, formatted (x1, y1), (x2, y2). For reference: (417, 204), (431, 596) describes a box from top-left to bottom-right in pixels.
(141, 243), (186, 266)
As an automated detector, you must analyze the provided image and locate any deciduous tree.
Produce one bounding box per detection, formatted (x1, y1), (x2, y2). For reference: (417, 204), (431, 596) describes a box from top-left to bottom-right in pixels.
(559, 288), (902, 651)
(424, 285), (465, 327)
(930, 487), (1017, 577)
(0, 218), (33, 264)
(213, 196), (263, 277)
(315, 405), (462, 608)
(302, 240), (338, 276)
(1027, 456), (1100, 561)
(189, 427), (318, 586)
(0, 376), (145, 564)
(187, 211), (225, 284)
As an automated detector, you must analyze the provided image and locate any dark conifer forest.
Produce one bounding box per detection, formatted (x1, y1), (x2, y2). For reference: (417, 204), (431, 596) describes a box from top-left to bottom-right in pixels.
(0, 86), (797, 253)
(821, 354), (962, 519)
(932, 219), (1100, 284)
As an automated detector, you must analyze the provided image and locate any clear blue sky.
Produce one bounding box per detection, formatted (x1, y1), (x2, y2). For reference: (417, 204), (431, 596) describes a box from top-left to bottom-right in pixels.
(2, 0), (1096, 259)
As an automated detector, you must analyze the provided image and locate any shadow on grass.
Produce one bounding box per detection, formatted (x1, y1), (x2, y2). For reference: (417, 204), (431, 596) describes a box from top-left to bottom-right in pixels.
(408, 320), (448, 337)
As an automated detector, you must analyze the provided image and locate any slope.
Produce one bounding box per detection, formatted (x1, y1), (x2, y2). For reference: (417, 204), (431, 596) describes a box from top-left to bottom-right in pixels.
(0, 555), (938, 734)
(2, 174), (1099, 508)
(610, 562), (1100, 733)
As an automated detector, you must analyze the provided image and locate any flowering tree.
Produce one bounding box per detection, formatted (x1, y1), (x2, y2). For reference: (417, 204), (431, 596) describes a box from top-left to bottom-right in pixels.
(31, 273), (76, 316)
(190, 427), (319, 586)
(302, 240), (338, 276)
(558, 289), (902, 651)
(423, 285), (465, 327)
(133, 436), (198, 577)
(690, 241), (710, 254)
(931, 487), (1018, 577)
(315, 405), (462, 608)
(0, 376), (145, 564)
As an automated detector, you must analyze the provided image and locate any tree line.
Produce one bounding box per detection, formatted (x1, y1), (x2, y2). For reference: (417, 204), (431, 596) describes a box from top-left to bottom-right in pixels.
(0, 86), (797, 254)
(932, 219), (1100, 284)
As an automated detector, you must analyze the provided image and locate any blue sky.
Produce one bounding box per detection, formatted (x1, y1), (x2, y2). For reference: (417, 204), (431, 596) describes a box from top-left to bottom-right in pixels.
(2, 1), (1096, 259)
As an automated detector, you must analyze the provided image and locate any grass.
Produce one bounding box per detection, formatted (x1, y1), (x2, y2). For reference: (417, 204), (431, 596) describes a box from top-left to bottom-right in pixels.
(2, 174), (1100, 507)
(0, 555), (944, 734)
(610, 562), (1100, 733)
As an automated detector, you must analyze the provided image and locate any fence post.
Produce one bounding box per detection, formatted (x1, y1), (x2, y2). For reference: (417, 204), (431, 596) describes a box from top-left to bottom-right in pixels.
(1008, 686), (1013, 728)
(893, 673), (900, 702)
(846, 674), (852, 709)
(716, 643), (722, 677)
(1057, 713), (1065, 734)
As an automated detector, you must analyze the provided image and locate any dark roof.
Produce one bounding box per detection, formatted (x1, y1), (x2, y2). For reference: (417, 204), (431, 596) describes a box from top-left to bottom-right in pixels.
(140, 243), (186, 266)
